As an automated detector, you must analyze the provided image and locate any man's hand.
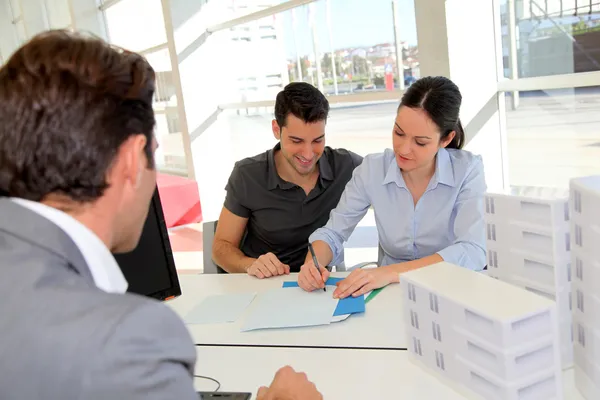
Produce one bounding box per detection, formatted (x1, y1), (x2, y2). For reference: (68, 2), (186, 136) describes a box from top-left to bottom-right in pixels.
(256, 366), (322, 400)
(246, 252), (290, 279)
(332, 266), (395, 299)
(298, 259), (330, 291)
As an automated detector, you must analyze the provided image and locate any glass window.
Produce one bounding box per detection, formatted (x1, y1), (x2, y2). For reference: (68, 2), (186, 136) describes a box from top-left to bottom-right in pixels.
(500, 0), (600, 78)
(502, 87), (600, 187)
(45, 0), (72, 28)
(104, 0), (167, 52)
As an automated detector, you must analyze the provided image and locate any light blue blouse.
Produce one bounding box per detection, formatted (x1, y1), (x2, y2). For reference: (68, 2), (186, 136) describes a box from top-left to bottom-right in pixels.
(309, 147), (487, 270)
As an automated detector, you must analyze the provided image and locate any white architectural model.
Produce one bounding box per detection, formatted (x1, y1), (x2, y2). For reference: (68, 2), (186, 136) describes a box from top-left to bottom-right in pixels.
(401, 262), (563, 400)
(484, 187), (572, 367)
(570, 176), (600, 400)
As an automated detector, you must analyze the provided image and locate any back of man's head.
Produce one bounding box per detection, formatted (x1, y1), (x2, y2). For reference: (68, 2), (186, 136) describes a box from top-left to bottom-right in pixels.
(0, 30), (156, 203)
(274, 82), (329, 128)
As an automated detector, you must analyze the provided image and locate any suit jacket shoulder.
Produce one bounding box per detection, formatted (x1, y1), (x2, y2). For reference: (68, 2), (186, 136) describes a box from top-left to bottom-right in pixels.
(81, 295), (197, 400)
(0, 200), (197, 399)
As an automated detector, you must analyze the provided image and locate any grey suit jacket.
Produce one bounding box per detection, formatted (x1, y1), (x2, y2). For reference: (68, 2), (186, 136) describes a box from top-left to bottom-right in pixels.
(0, 198), (198, 399)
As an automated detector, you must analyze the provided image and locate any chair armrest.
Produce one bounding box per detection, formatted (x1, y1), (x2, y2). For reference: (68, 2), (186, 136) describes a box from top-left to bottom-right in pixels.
(344, 261), (378, 271)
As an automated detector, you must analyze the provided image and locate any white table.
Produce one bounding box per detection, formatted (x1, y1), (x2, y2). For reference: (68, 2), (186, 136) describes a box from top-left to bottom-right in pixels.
(169, 273), (408, 349)
(194, 346), (585, 400)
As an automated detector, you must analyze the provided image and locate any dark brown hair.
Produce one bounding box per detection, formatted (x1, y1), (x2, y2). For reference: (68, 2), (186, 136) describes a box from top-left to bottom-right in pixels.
(0, 30), (156, 202)
(275, 82), (329, 128)
(400, 76), (465, 149)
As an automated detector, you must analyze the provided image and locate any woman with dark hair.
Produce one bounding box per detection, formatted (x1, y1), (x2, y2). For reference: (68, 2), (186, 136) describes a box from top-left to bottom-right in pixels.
(298, 76), (487, 298)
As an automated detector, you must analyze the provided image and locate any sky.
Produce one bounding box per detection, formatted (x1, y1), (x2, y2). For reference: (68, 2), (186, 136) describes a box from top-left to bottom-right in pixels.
(278, 0), (418, 59)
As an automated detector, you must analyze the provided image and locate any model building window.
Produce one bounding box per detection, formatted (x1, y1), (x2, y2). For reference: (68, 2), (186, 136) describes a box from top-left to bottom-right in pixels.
(485, 197), (495, 214)
(435, 350), (445, 370)
(576, 290), (584, 313)
(412, 337), (422, 356)
(486, 223), (497, 241)
(576, 258), (583, 281)
(410, 310), (420, 329)
(577, 323), (586, 348)
(407, 283), (416, 302)
(487, 250), (498, 268)
(429, 293), (439, 313)
(432, 322), (442, 342)
(567, 263), (571, 282)
(574, 190), (582, 214)
(575, 225), (583, 247)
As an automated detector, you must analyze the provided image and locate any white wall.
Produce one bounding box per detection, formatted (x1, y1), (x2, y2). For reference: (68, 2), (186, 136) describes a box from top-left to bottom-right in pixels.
(414, 0), (506, 191)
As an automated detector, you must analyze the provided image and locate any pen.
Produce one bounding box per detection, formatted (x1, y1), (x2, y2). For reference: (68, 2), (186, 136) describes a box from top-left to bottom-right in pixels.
(308, 243), (327, 291)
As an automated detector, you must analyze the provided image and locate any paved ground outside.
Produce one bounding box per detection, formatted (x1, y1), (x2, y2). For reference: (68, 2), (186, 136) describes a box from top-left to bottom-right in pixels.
(227, 90), (600, 190)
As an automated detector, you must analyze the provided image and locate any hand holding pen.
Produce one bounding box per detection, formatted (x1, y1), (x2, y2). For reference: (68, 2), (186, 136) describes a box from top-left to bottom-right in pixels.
(300, 243), (331, 292)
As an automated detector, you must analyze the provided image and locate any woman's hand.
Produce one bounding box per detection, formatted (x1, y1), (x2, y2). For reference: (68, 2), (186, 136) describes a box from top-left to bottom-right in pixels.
(298, 259), (330, 292)
(333, 266), (396, 299)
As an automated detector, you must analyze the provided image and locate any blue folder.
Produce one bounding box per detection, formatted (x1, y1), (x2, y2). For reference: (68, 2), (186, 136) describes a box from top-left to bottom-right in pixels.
(282, 278), (365, 317)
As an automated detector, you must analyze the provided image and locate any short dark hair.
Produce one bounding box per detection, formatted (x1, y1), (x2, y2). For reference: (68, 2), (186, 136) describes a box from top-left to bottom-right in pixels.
(400, 76), (465, 149)
(0, 30), (156, 202)
(274, 82), (329, 128)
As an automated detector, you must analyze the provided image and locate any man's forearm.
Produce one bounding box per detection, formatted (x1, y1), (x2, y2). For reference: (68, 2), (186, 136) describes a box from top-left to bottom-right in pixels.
(212, 239), (256, 273)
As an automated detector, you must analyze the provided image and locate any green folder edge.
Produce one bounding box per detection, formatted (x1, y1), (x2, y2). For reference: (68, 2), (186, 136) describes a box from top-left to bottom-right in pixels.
(365, 288), (383, 304)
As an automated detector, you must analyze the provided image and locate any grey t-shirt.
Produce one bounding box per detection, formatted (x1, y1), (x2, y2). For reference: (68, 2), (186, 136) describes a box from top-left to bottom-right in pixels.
(224, 143), (362, 272)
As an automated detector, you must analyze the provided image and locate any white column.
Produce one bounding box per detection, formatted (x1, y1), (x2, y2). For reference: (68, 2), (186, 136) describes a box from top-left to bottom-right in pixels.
(507, 0), (519, 109)
(414, 0), (508, 191)
(70, 0), (107, 38)
(169, 1), (237, 221)
(0, 0), (20, 60)
(20, 0), (50, 37)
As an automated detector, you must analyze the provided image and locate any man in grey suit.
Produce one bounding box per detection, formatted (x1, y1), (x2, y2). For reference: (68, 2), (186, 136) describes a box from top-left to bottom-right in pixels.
(0, 30), (322, 400)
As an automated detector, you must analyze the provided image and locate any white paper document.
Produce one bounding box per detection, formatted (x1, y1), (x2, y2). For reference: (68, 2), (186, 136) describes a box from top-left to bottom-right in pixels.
(185, 293), (256, 324)
(241, 287), (339, 332)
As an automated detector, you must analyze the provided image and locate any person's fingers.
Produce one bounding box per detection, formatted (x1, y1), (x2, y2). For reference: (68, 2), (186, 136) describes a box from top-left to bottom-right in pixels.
(270, 255), (286, 275)
(260, 255), (279, 276)
(251, 266), (265, 279)
(257, 262), (273, 278)
(268, 253), (287, 275)
(284, 264), (290, 274)
(307, 262), (324, 289)
(336, 274), (371, 299)
(320, 266), (330, 283)
(298, 274), (315, 292)
(256, 386), (268, 399)
(352, 282), (376, 297)
(333, 271), (365, 298)
(333, 272), (357, 295)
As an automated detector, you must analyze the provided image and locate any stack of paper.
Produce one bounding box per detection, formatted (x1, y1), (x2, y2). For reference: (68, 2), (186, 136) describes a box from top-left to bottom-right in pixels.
(241, 287), (339, 331)
(282, 278), (366, 317)
(185, 293), (256, 324)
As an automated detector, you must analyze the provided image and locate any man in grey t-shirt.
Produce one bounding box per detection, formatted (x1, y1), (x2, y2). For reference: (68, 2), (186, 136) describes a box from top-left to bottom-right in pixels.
(213, 82), (362, 278)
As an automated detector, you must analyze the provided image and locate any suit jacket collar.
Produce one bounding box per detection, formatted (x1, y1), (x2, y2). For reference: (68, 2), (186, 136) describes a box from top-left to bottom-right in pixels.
(0, 198), (95, 286)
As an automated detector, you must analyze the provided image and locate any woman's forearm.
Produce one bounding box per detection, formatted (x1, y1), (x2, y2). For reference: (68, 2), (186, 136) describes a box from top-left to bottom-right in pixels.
(383, 253), (444, 283)
(305, 240), (334, 267)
